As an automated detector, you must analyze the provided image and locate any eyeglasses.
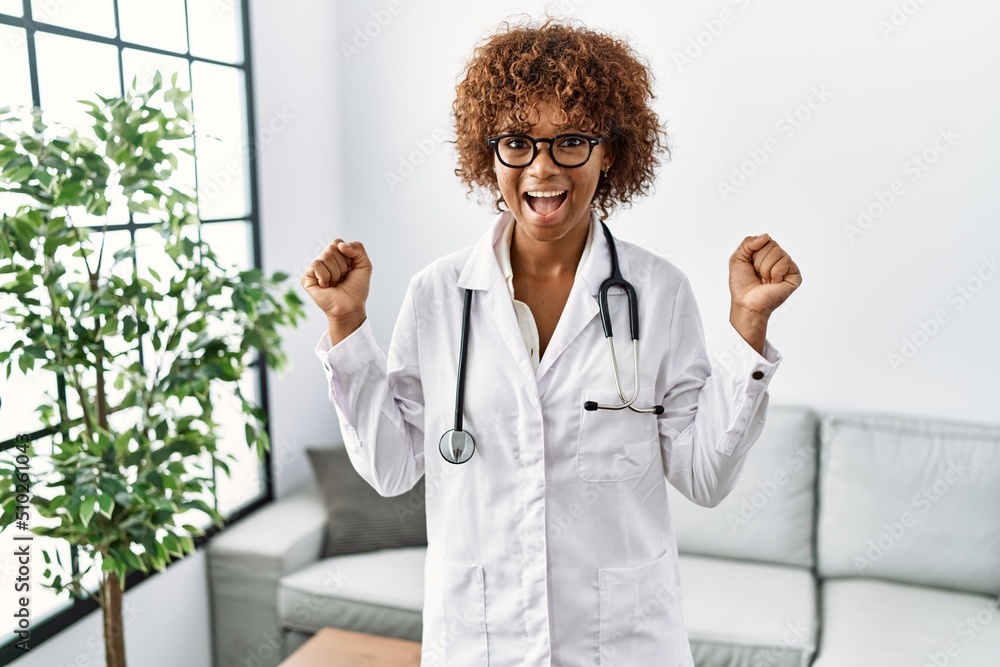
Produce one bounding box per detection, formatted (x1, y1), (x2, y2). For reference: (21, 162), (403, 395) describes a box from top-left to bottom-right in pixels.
(487, 133), (604, 169)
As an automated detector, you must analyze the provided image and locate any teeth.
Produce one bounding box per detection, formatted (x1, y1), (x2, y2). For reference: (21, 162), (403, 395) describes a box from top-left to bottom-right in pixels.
(526, 190), (567, 198)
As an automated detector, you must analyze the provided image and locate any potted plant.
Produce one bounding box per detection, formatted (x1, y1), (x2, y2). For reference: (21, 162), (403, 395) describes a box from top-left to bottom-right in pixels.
(0, 71), (305, 667)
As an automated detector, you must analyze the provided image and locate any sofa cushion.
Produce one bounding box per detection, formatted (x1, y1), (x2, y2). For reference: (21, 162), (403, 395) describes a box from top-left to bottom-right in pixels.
(678, 553), (817, 667)
(306, 446), (427, 557)
(667, 406), (818, 568)
(811, 578), (1000, 667)
(277, 546), (425, 642)
(816, 412), (1000, 596)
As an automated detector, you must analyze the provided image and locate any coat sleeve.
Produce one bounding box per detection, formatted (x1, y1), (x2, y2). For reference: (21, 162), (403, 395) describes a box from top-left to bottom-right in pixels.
(313, 277), (425, 497)
(658, 274), (783, 508)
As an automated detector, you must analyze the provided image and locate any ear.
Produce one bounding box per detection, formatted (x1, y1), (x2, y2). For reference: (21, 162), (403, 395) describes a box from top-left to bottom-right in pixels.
(600, 142), (615, 172)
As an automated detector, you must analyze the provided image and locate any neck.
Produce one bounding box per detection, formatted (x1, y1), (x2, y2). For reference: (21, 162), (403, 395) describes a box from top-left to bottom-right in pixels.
(509, 212), (591, 280)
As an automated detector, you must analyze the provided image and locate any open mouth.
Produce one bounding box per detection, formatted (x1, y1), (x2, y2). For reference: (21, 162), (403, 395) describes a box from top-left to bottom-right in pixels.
(524, 190), (568, 217)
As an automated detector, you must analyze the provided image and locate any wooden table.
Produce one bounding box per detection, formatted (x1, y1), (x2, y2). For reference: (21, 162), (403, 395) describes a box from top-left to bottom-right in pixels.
(279, 627), (422, 666)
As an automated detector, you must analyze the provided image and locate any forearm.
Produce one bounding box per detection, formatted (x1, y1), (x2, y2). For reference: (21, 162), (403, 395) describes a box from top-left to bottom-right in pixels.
(662, 339), (772, 508)
(729, 305), (768, 357)
(327, 311), (367, 346)
(316, 318), (424, 497)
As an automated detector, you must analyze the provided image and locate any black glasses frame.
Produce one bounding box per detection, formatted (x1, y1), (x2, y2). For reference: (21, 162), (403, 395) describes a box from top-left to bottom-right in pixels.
(487, 133), (605, 169)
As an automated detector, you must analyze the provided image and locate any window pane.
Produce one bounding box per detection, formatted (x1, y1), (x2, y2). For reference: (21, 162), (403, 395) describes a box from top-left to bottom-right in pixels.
(198, 220), (251, 355)
(173, 449), (215, 532)
(121, 49), (196, 223)
(135, 224), (199, 378)
(121, 50), (192, 112)
(199, 219), (251, 270)
(30, 0), (116, 37)
(214, 367), (265, 516)
(0, 304), (56, 442)
(0, 25), (32, 108)
(0, 243), (54, 441)
(118, 0), (188, 54)
(0, 0), (22, 16)
(191, 63), (249, 220)
(0, 436), (74, 645)
(34, 32), (119, 140)
(188, 0), (242, 64)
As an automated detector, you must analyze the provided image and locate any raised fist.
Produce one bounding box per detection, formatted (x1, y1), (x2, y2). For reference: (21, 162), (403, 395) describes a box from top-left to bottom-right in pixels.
(301, 239), (371, 326)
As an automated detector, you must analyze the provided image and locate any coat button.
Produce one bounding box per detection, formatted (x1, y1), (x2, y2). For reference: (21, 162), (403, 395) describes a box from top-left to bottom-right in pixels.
(752, 370), (764, 380)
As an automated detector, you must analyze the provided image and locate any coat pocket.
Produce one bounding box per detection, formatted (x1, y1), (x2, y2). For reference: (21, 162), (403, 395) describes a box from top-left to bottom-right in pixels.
(598, 550), (687, 667)
(422, 547), (488, 667)
(577, 386), (658, 482)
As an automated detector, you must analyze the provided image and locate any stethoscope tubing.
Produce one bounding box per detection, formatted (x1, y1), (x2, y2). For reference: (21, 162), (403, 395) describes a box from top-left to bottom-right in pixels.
(453, 288), (474, 433)
(442, 221), (665, 463)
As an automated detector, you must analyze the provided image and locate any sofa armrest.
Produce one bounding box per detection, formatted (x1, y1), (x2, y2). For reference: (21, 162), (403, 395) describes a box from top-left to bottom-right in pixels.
(208, 483), (327, 667)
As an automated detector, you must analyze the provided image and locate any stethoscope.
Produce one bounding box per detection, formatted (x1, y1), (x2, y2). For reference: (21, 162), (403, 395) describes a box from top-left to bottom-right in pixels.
(439, 221), (665, 465)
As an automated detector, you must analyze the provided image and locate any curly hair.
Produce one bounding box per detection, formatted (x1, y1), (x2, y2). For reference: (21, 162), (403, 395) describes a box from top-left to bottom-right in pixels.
(452, 17), (670, 220)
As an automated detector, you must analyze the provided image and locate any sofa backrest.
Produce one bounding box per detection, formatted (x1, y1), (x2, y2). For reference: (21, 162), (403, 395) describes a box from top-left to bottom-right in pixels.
(667, 405), (818, 569)
(816, 411), (1000, 597)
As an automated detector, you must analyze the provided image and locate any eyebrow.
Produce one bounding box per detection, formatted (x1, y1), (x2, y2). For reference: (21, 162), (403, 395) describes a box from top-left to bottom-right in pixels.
(495, 129), (591, 137)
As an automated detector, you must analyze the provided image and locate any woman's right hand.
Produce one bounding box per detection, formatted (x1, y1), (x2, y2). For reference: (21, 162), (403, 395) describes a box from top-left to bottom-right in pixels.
(301, 239), (371, 333)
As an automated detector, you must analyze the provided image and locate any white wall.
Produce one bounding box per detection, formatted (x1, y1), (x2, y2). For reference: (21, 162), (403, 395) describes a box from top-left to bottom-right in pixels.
(251, 0), (345, 499)
(9, 551), (212, 667)
(323, 0), (1000, 432)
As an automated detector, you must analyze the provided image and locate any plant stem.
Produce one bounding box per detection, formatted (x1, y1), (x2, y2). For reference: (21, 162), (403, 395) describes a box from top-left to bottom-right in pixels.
(67, 365), (95, 438)
(101, 572), (127, 667)
(90, 273), (109, 430)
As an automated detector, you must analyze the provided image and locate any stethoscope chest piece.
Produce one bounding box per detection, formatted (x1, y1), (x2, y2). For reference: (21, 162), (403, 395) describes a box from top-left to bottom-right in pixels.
(439, 429), (475, 464)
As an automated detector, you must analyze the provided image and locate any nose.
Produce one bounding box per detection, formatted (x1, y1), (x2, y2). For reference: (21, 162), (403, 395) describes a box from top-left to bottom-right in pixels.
(525, 140), (561, 178)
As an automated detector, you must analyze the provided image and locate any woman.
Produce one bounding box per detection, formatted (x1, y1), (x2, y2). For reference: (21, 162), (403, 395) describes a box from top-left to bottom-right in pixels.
(302, 19), (801, 667)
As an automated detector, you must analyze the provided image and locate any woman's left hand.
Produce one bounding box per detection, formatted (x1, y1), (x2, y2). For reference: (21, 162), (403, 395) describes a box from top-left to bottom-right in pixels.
(728, 234), (802, 319)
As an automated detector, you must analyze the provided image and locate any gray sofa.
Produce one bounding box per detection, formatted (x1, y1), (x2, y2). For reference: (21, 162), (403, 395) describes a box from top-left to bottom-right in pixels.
(207, 406), (1000, 666)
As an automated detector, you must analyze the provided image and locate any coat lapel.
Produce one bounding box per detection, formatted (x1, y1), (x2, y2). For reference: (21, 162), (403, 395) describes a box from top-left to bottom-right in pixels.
(456, 212), (540, 394)
(455, 210), (633, 389)
(534, 211), (631, 380)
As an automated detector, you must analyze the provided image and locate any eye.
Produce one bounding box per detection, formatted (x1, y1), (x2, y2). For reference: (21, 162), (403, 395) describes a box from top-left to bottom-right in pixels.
(556, 136), (586, 148)
(503, 137), (530, 150)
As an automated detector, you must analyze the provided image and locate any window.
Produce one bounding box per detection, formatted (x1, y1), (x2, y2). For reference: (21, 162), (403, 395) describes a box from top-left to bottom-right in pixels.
(0, 0), (269, 658)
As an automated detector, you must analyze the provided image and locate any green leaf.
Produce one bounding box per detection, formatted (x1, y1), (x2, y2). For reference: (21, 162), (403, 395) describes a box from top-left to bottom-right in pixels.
(18, 351), (34, 374)
(181, 523), (203, 537)
(101, 554), (119, 574)
(79, 498), (96, 527)
(162, 533), (182, 557)
(97, 494), (115, 518)
(6, 163), (32, 183)
(54, 179), (84, 205)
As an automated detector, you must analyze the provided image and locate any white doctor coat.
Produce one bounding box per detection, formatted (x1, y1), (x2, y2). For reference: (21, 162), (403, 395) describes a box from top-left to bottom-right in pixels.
(314, 210), (783, 667)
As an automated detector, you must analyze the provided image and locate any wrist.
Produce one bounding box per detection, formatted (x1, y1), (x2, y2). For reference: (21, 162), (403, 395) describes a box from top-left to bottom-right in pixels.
(327, 311), (367, 345)
(729, 305), (768, 356)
